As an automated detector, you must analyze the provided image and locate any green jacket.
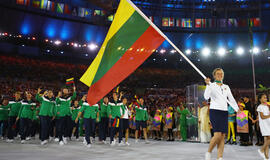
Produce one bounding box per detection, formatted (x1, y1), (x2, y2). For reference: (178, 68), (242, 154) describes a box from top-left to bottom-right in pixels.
(18, 100), (36, 119)
(54, 104), (60, 119)
(100, 99), (109, 118)
(135, 104), (148, 121)
(56, 92), (76, 117)
(71, 106), (80, 120)
(8, 100), (22, 117)
(32, 107), (40, 121)
(177, 107), (190, 126)
(0, 105), (9, 121)
(36, 94), (55, 117)
(108, 101), (125, 119)
(79, 100), (99, 119)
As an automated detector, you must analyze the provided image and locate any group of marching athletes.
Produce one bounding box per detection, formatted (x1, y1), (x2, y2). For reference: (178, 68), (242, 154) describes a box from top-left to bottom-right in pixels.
(0, 85), (150, 148)
(1, 68), (270, 160)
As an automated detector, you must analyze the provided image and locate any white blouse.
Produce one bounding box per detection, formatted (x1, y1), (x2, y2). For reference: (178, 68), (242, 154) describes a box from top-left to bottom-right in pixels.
(204, 82), (239, 112)
(257, 104), (270, 136)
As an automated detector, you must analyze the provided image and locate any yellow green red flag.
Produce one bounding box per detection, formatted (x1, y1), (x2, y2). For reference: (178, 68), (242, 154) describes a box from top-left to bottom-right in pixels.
(80, 0), (165, 105)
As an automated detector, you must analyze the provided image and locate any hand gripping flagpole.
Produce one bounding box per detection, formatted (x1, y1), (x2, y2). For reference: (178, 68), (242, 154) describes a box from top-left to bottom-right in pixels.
(127, 0), (238, 111)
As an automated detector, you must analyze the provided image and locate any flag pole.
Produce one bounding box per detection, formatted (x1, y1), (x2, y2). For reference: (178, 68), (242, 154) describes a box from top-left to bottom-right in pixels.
(126, 0), (207, 80)
(126, 0), (239, 110)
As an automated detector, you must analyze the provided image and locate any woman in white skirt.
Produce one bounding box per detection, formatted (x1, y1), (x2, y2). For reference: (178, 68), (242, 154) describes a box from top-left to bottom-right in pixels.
(204, 68), (239, 160)
(257, 93), (270, 160)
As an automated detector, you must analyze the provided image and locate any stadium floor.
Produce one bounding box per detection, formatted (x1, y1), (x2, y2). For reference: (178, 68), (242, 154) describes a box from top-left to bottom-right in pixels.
(0, 137), (263, 160)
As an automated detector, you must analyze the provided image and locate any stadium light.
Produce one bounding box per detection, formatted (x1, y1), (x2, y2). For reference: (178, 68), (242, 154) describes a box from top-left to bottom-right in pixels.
(73, 43), (78, 48)
(185, 49), (191, 55)
(202, 47), (211, 57)
(217, 48), (226, 57)
(54, 40), (61, 45)
(236, 47), (244, 55)
(160, 49), (166, 54)
(252, 47), (260, 54)
(88, 43), (98, 50)
(170, 49), (176, 54)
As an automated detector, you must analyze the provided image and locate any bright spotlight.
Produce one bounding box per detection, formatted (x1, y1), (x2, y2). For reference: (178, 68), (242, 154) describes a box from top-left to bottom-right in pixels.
(185, 49), (191, 55)
(88, 43), (98, 50)
(202, 47), (211, 57)
(217, 48), (226, 56)
(73, 43), (78, 47)
(54, 40), (61, 45)
(252, 47), (260, 54)
(236, 47), (244, 55)
(170, 50), (176, 54)
(160, 49), (166, 54)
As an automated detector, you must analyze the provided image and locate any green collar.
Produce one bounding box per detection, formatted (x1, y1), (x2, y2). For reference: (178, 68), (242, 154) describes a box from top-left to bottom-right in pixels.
(215, 80), (222, 83)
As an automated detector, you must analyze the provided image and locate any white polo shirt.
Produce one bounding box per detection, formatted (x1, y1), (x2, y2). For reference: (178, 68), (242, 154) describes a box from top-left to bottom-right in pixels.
(204, 82), (239, 112)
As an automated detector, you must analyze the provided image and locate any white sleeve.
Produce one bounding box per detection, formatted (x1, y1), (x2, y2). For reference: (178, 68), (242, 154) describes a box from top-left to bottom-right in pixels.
(227, 86), (239, 112)
(204, 84), (211, 100)
(256, 105), (262, 113)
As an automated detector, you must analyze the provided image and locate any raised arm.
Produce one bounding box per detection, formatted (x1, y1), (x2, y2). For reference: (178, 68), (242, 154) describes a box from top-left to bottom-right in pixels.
(71, 87), (77, 101)
(204, 78), (211, 100)
(35, 88), (43, 103)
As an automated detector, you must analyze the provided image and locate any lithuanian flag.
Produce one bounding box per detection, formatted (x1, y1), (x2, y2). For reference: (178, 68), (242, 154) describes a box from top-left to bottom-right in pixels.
(66, 77), (74, 85)
(80, 0), (165, 105)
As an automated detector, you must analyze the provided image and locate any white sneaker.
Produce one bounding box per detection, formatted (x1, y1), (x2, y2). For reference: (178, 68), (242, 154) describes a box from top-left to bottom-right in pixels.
(26, 137), (31, 141)
(145, 140), (150, 144)
(264, 158), (270, 160)
(258, 149), (266, 159)
(125, 142), (130, 146)
(54, 138), (59, 142)
(135, 139), (139, 143)
(217, 158), (223, 160)
(41, 140), (48, 145)
(49, 137), (53, 141)
(59, 141), (64, 146)
(87, 144), (91, 148)
(83, 138), (87, 145)
(102, 140), (107, 144)
(90, 137), (95, 143)
(21, 140), (26, 144)
(110, 140), (116, 146)
(205, 152), (211, 160)
(76, 138), (80, 141)
(6, 139), (14, 143)
(63, 137), (67, 144)
(118, 141), (125, 146)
